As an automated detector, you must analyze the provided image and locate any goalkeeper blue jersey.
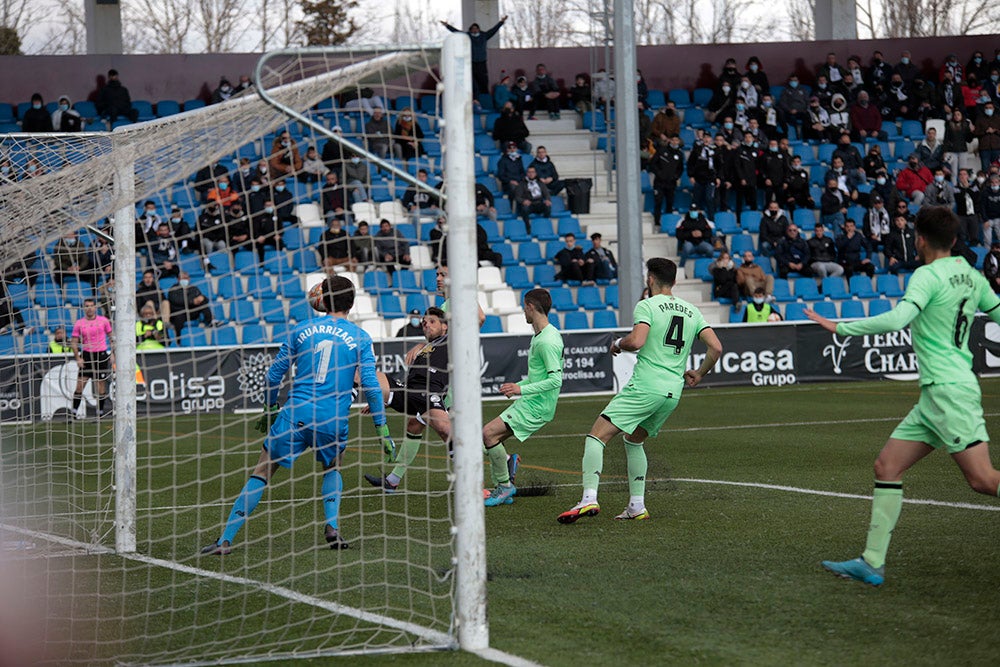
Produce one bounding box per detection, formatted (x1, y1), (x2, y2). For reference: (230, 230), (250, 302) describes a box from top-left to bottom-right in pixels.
(267, 315), (384, 434)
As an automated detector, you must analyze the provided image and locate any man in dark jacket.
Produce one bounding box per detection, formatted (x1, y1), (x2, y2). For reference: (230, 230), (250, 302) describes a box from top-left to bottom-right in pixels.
(530, 63), (562, 119)
(166, 272), (214, 336)
(980, 173), (1000, 246)
(730, 134), (759, 221)
(492, 102), (531, 153)
(954, 169), (981, 246)
(687, 136), (719, 218)
(496, 142), (527, 203)
(96, 69), (138, 123)
(554, 233), (585, 282)
(759, 138), (788, 205)
(21, 93), (54, 132)
(836, 219), (875, 278)
(583, 233), (617, 282)
(648, 135), (684, 225)
(984, 241), (1000, 292)
(676, 204), (715, 266)
(529, 146), (563, 196)
(783, 154), (813, 212)
(807, 222), (845, 284)
(883, 215), (920, 274)
(758, 200), (789, 258)
(775, 224), (811, 278)
(441, 16), (507, 98)
(513, 167), (551, 232)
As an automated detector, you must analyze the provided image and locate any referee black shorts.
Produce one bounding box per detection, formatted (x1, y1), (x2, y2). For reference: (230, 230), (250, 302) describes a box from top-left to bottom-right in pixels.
(80, 350), (112, 380)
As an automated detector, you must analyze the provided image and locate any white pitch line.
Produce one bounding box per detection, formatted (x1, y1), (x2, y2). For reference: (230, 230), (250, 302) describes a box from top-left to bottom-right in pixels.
(471, 646), (546, 667)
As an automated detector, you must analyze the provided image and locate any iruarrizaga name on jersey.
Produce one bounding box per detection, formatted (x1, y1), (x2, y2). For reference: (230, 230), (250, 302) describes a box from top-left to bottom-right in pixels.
(295, 323), (358, 350)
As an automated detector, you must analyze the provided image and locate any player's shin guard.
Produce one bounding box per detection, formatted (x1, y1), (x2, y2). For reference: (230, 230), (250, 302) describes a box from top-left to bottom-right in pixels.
(623, 439), (647, 506)
(861, 481), (903, 569)
(581, 435), (605, 502)
(389, 432), (422, 483)
(321, 469), (343, 530)
(220, 475), (268, 544)
(486, 443), (510, 485)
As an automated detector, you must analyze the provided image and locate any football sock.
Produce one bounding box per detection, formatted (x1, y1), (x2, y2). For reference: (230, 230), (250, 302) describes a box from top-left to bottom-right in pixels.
(581, 435), (605, 502)
(321, 469), (342, 530)
(623, 438), (647, 502)
(220, 475), (268, 544)
(72, 391), (83, 411)
(861, 481), (903, 569)
(389, 432), (423, 483)
(487, 443), (510, 486)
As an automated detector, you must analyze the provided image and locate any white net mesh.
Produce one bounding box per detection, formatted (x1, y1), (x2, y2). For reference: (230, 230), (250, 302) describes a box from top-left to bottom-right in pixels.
(0, 45), (474, 664)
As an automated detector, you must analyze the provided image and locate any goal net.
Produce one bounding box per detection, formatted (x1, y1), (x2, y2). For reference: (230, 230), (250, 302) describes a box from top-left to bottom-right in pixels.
(0, 37), (486, 664)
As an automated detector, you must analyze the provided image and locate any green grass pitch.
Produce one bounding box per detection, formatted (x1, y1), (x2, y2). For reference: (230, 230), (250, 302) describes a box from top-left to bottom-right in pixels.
(5, 379), (1000, 665)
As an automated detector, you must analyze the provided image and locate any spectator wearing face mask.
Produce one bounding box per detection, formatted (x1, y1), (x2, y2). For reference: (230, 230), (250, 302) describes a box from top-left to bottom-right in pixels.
(496, 142), (527, 203)
(736, 250), (774, 298)
(648, 135), (684, 225)
(744, 56), (770, 93)
(166, 271), (216, 336)
(742, 286), (782, 323)
(52, 231), (92, 286)
(492, 101), (531, 153)
(269, 131), (303, 178)
(676, 204), (715, 266)
(342, 152), (370, 204)
(921, 168), (956, 208)
(206, 175), (238, 208)
(21, 93), (54, 132)
(250, 199), (283, 262)
(778, 75), (808, 136)
(198, 202), (228, 255)
(783, 155), (813, 212)
(569, 74), (592, 115)
(271, 179), (297, 225)
(210, 78), (234, 105)
(51, 95), (82, 132)
(980, 173), (1000, 246)
(758, 202), (789, 258)
(705, 75), (736, 124)
(393, 107), (426, 161)
(954, 169), (981, 245)
(396, 309), (425, 338)
(710, 250), (739, 305)
(974, 101), (1000, 171)
(896, 155), (933, 205)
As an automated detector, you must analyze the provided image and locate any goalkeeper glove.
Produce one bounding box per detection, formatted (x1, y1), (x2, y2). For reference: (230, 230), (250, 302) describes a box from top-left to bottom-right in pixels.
(254, 405), (280, 434)
(377, 423), (397, 463)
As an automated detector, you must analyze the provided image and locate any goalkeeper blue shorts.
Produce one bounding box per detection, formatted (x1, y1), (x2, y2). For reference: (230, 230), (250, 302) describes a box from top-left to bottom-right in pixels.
(265, 411), (347, 469)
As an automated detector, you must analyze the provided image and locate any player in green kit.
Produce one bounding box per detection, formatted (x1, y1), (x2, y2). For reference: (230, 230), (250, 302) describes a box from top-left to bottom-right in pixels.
(558, 258), (723, 523)
(482, 289), (564, 507)
(806, 206), (1000, 586)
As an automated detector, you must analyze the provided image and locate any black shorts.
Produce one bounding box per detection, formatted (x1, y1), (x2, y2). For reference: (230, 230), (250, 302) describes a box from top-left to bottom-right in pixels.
(80, 350), (111, 380)
(387, 377), (445, 418)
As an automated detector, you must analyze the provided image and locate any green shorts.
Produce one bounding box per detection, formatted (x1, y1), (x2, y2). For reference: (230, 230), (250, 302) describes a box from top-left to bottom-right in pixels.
(499, 401), (549, 443)
(601, 384), (680, 438)
(891, 382), (989, 454)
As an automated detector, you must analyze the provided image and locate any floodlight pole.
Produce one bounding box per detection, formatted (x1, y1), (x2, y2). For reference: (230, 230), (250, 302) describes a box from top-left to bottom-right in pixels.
(442, 34), (489, 651)
(613, 0), (642, 325)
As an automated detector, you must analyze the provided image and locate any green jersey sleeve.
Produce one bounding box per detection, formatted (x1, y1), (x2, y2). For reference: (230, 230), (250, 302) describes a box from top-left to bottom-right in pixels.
(836, 301), (920, 336)
(519, 337), (563, 396)
(633, 299), (653, 327)
(977, 273), (1000, 323)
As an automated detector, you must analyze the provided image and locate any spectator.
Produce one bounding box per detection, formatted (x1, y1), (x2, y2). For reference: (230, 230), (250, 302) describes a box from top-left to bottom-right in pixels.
(807, 222), (845, 285)
(530, 63), (561, 119)
(832, 132), (867, 184)
(967, 51), (988, 83)
(846, 55), (867, 90)
(225, 201), (252, 254)
(511, 75), (533, 116)
(135, 199), (163, 245)
(819, 52), (847, 85)
(318, 217), (355, 272)
(166, 271), (215, 336)
(636, 69), (649, 107)
(730, 134), (759, 219)
(704, 78), (736, 124)
(209, 78), (234, 105)
(954, 169), (981, 245)
(687, 135), (720, 218)
(147, 222), (180, 278)
(206, 174), (238, 208)
(340, 86), (386, 115)
(51, 95), (82, 132)
(48, 326), (72, 354)
(0, 281), (26, 334)
(915, 127), (946, 174)
(402, 169), (443, 221)
(374, 219), (411, 275)
(197, 202), (228, 255)
(364, 108), (391, 159)
(909, 76), (936, 122)
(980, 173), (1000, 246)
(648, 134), (684, 224)
(513, 166), (551, 233)
(676, 204), (715, 266)
(650, 101), (682, 140)
(554, 233), (585, 282)
(493, 73), (514, 110)
(775, 224), (811, 278)
(321, 125), (350, 174)
(849, 91), (883, 141)
(396, 309), (424, 338)
(584, 233), (617, 283)
(709, 250), (739, 304)
(297, 145), (328, 186)
(496, 141), (527, 202)
(713, 133), (734, 213)
(492, 101), (531, 153)
(778, 75), (809, 135)
(233, 74), (253, 94)
(245, 176), (268, 215)
(783, 154), (814, 212)
(943, 110), (973, 179)
(96, 69), (138, 123)
(428, 215), (447, 265)
(321, 171), (350, 223)
(896, 155), (933, 205)
(825, 156), (860, 203)
(742, 286), (782, 322)
(135, 269), (167, 320)
(52, 231), (93, 285)
(883, 215), (921, 274)
(894, 50), (919, 84)
(758, 200), (789, 257)
(352, 220), (375, 267)
(592, 69), (614, 112)
(249, 199), (282, 262)
(745, 56), (770, 93)
(922, 168), (956, 208)
(136, 303), (167, 350)
(269, 130), (303, 178)
(973, 100), (1000, 171)
(231, 157), (255, 193)
(21, 93), (54, 132)
(835, 219), (875, 278)
(736, 250), (774, 298)
(984, 241), (1000, 292)
(938, 67), (963, 116)
(804, 96), (835, 142)
(0, 157), (16, 183)
(22, 157), (44, 179)
(271, 179), (296, 225)
(90, 236), (114, 284)
(474, 182), (497, 221)
(868, 51), (893, 90)
(570, 74), (592, 114)
(194, 160), (230, 203)
(440, 15), (507, 98)
(529, 146), (563, 196)
(862, 143), (887, 181)
(477, 222), (503, 268)
(342, 153), (370, 204)
(759, 138), (788, 206)
(863, 195), (892, 251)
(392, 107), (426, 161)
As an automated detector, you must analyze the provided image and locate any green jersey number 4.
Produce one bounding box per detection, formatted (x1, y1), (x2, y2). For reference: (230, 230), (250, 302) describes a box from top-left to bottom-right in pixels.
(664, 316), (685, 355)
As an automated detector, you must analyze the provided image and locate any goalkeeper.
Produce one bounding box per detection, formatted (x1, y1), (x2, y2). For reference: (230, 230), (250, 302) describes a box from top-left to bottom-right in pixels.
(364, 307), (451, 492)
(201, 276), (389, 554)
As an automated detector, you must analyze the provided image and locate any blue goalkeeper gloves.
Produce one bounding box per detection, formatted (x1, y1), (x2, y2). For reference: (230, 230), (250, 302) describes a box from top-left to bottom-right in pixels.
(254, 405), (280, 434)
(377, 424), (396, 463)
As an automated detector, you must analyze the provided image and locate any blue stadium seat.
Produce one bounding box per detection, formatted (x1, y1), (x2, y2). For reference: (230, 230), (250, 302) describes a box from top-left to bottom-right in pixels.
(868, 298), (893, 315)
(582, 111), (607, 132)
(876, 273), (904, 297)
(577, 286), (604, 310)
(793, 208), (816, 231)
(282, 227), (304, 250)
(646, 90), (666, 108)
(262, 251), (289, 276)
(533, 264), (560, 288)
(563, 311), (590, 330)
(493, 243), (516, 266)
(604, 284), (619, 308)
(231, 301), (257, 324)
(210, 325), (237, 347)
(288, 301), (314, 323)
(246, 273), (277, 299)
(849, 275), (877, 298)
(817, 144), (837, 165)
(549, 197), (572, 218)
(395, 269), (420, 293)
(821, 276), (849, 299)
(881, 120), (900, 138)
(482, 315), (503, 333)
(691, 88), (713, 106)
(494, 198), (514, 220)
(133, 100), (155, 121)
(260, 299), (286, 323)
(278, 274), (304, 299)
(713, 211), (739, 235)
(155, 100), (181, 117)
(518, 242), (544, 265)
(784, 302), (808, 321)
(396, 223), (419, 244)
(23, 332), (49, 355)
(178, 254), (206, 278)
(531, 218), (558, 241)
(772, 278), (793, 302)
(363, 270), (391, 294)
(692, 258), (714, 282)
(62, 279), (94, 307)
(811, 301), (837, 319)
(684, 107), (706, 127)
(592, 310), (618, 328)
(241, 324), (267, 344)
(549, 287), (577, 311)
(233, 251), (257, 275)
(659, 213), (682, 235)
(730, 234), (755, 255)
(377, 293), (406, 319)
(504, 219), (531, 243)
(405, 293), (430, 313)
(557, 218), (582, 238)
(839, 300), (866, 319)
(741, 210), (762, 233)
(505, 265), (532, 289)
(475, 134), (500, 155)
(290, 248), (320, 273)
(668, 89), (692, 107)
(179, 327), (209, 347)
(183, 99), (206, 112)
(216, 275), (242, 300)
(421, 268), (438, 292)
(548, 312), (561, 328)
(901, 119), (923, 138)
(793, 278), (820, 301)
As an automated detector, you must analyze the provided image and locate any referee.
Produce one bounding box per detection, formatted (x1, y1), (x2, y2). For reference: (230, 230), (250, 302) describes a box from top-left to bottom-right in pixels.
(70, 298), (114, 419)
